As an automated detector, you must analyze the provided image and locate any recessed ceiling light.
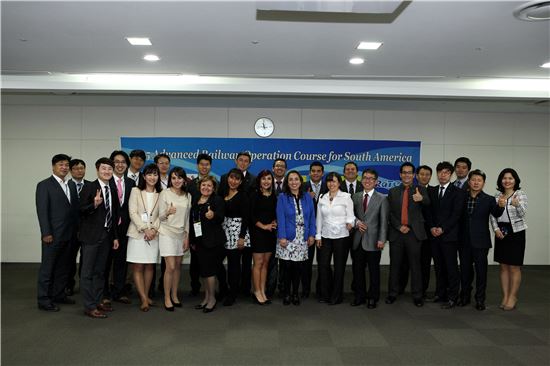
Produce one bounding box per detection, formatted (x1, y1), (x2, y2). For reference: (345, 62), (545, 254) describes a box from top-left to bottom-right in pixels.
(349, 57), (364, 65)
(541, 62), (550, 68)
(126, 37), (152, 46)
(357, 42), (383, 50)
(143, 54), (160, 62)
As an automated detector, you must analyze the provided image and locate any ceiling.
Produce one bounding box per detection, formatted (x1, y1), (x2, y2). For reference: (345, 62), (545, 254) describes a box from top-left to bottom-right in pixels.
(2, 1), (550, 99)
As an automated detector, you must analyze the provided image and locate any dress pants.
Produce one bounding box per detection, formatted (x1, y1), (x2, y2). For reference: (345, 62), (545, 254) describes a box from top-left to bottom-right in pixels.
(300, 244), (316, 296)
(226, 247), (252, 298)
(388, 231), (422, 299)
(317, 237), (349, 303)
(81, 229), (112, 311)
(65, 234), (82, 292)
(103, 235), (129, 300)
(431, 239), (460, 301)
(420, 239), (432, 296)
(189, 245), (201, 293)
(281, 259), (304, 297)
(351, 247), (381, 302)
(459, 244), (489, 303)
(37, 239), (71, 306)
(398, 253), (409, 293)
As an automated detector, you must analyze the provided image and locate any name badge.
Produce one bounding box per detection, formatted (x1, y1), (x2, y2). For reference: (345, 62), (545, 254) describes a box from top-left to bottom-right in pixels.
(193, 222), (202, 237)
(141, 212), (149, 223)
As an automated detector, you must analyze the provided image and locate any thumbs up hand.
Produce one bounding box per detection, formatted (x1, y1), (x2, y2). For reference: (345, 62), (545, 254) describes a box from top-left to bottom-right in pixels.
(511, 194), (520, 207)
(412, 187), (423, 202)
(167, 202), (177, 216)
(205, 204), (214, 220)
(94, 189), (103, 208)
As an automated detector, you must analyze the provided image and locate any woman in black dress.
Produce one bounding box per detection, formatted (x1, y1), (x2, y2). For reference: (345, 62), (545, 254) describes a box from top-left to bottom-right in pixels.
(189, 176), (226, 313)
(219, 168), (251, 306)
(490, 168), (528, 311)
(250, 170), (277, 304)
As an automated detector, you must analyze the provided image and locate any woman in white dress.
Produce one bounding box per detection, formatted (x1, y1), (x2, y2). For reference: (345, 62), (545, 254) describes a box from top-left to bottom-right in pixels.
(127, 164), (161, 312)
(158, 167), (191, 311)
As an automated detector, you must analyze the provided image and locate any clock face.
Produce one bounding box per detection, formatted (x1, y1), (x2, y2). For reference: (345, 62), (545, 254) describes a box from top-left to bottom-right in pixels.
(254, 117), (274, 137)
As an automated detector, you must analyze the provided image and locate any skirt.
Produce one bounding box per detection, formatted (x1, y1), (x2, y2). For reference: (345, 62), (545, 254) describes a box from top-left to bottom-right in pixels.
(250, 226), (276, 253)
(159, 232), (184, 257)
(494, 224), (526, 266)
(222, 217), (250, 250)
(197, 244), (225, 278)
(127, 237), (159, 264)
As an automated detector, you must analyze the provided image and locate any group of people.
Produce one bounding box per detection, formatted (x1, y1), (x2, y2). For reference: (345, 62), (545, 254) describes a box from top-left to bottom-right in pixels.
(36, 149), (528, 319)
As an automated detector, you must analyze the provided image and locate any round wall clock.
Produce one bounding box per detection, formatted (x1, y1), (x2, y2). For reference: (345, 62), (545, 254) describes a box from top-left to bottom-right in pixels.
(254, 117), (274, 137)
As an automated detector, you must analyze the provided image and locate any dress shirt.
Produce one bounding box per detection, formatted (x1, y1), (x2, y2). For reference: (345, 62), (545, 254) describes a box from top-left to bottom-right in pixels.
(98, 180), (112, 221)
(128, 169), (140, 185)
(311, 181), (322, 199)
(438, 182), (451, 198)
(52, 174), (70, 203)
(454, 178), (468, 189)
(345, 180), (357, 194)
(160, 176), (169, 190)
(315, 190), (355, 240)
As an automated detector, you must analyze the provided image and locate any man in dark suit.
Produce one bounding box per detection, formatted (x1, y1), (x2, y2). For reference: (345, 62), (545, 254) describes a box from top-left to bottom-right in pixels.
(385, 162), (430, 307)
(103, 150), (135, 305)
(218, 151), (256, 195)
(36, 154), (79, 311)
(79, 157), (120, 318)
(65, 158), (92, 296)
(458, 169), (504, 310)
(416, 165), (434, 298)
(127, 149), (145, 186)
(425, 161), (465, 309)
(452, 157), (471, 190)
(301, 161), (327, 298)
(351, 169), (388, 309)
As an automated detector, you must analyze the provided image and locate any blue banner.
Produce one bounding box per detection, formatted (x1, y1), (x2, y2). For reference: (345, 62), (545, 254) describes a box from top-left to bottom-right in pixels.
(120, 137), (420, 194)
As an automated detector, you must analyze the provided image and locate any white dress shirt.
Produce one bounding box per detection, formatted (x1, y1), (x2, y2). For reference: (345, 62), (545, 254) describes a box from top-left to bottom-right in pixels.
(315, 190), (355, 240)
(53, 174), (70, 203)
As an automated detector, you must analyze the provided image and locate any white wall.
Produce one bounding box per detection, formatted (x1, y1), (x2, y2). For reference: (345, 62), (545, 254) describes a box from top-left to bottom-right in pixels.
(2, 94), (549, 265)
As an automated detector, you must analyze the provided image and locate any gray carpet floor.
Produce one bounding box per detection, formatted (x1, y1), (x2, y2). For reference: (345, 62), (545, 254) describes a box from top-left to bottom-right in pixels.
(1, 263), (549, 366)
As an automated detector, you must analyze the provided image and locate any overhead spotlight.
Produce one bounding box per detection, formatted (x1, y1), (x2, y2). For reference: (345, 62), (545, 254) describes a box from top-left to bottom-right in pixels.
(349, 57), (365, 65)
(357, 42), (383, 50)
(126, 37), (152, 46)
(143, 54), (160, 62)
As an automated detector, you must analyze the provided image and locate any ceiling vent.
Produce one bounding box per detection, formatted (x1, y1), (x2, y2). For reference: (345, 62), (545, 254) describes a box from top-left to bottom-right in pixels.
(514, 1), (550, 21)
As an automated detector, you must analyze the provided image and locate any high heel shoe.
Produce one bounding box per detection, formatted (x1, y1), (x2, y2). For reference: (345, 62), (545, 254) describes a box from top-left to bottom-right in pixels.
(171, 297), (182, 308)
(203, 302), (217, 313)
(164, 304), (175, 312)
(194, 303), (207, 310)
(291, 294), (300, 306)
(283, 296), (291, 305)
(253, 294), (266, 305)
(140, 303), (150, 312)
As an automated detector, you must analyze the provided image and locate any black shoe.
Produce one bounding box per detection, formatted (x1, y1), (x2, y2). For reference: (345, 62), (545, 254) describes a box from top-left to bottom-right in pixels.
(318, 298), (329, 304)
(328, 299), (342, 306)
(385, 296), (397, 304)
(194, 303), (207, 310)
(171, 297), (182, 308)
(164, 304), (175, 312)
(253, 294), (266, 305)
(350, 299), (366, 307)
(38, 303), (60, 312)
(367, 299), (377, 309)
(203, 302), (216, 313)
(457, 298), (471, 307)
(54, 297), (76, 305)
(475, 302), (486, 311)
(223, 296), (235, 307)
(441, 300), (456, 309)
(283, 296), (291, 305)
(414, 298), (424, 307)
(291, 295), (300, 306)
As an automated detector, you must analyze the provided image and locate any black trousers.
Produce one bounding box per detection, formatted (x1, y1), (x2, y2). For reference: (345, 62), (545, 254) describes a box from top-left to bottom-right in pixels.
(300, 244), (317, 296)
(420, 239), (432, 296)
(398, 252), (409, 293)
(459, 244), (489, 303)
(226, 247), (253, 298)
(280, 259), (304, 297)
(103, 235), (129, 300)
(37, 240), (71, 306)
(189, 245), (201, 293)
(431, 239), (460, 301)
(388, 231), (422, 299)
(317, 237), (349, 302)
(351, 247), (382, 302)
(265, 251), (278, 297)
(66, 234), (82, 292)
(80, 230), (112, 311)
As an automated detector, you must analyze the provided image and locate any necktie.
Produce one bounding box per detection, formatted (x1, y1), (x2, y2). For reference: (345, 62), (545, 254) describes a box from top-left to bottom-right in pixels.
(454, 180), (461, 188)
(104, 186), (112, 229)
(276, 181), (282, 194)
(64, 182), (71, 203)
(363, 193), (369, 212)
(401, 186), (409, 226)
(116, 178), (123, 204)
(439, 186), (445, 199)
(314, 183), (320, 199)
(349, 183), (354, 195)
(77, 182), (83, 195)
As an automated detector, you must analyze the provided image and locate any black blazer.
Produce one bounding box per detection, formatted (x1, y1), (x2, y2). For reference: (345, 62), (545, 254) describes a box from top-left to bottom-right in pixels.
(110, 175), (136, 237)
(189, 194), (226, 249)
(387, 184), (430, 241)
(35, 176), (79, 242)
(302, 180), (328, 213)
(79, 179), (120, 244)
(459, 191), (504, 249)
(340, 180), (363, 195)
(426, 184), (465, 242)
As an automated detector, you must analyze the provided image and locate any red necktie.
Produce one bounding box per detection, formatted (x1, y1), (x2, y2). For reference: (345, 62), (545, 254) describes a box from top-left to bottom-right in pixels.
(401, 186), (409, 226)
(116, 178), (123, 225)
(363, 193), (369, 212)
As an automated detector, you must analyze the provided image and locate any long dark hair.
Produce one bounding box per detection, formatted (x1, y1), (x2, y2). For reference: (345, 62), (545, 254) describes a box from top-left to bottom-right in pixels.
(282, 170), (304, 198)
(320, 171), (342, 199)
(137, 164), (162, 193)
(167, 166), (188, 193)
(255, 169), (275, 194)
(496, 168), (521, 192)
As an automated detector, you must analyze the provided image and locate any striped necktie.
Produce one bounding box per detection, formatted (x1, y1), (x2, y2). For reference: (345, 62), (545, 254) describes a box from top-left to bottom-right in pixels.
(104, 185), (112, 229)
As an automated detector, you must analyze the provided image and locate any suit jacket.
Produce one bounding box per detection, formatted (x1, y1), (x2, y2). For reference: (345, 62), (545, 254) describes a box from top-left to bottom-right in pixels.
(425, 184), (465, 242)
(79, 179), (120, 244)
(352, 191), (389, 251)
(126, 187), (161, 239)
(459, 191), (504, 249)
(111, 175), (136, 238)
(302, 180), (328, 213)
(276, 193), (316, 242)
(340, 180), (363, 195)
(36, 176), (79, 243)
(189, 194), (226, 249)
(387, 184), (430, 242)
(218, 171), (256, 196)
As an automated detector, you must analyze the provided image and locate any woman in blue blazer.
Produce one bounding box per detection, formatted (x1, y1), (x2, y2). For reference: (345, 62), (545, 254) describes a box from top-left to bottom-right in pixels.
(276, 170), (316, 306)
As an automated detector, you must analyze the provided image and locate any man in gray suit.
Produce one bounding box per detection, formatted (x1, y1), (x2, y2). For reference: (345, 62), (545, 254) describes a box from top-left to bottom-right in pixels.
(385, 162), (430, 307)
(36, 154), (79, 311)
(350, 169), (389, 309)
